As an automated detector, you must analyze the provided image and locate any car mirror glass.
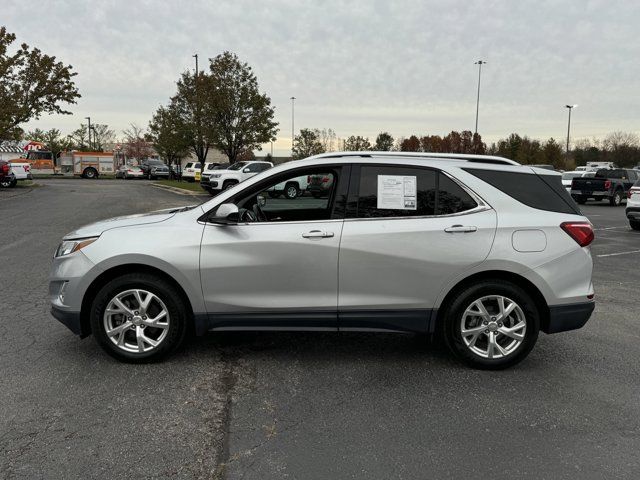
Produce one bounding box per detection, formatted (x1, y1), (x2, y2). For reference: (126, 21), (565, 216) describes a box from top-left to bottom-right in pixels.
(257, 195), (266, 207)
(243, 167), (251, 173)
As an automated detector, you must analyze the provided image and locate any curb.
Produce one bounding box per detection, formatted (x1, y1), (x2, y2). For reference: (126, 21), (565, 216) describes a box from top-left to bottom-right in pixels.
(151, 183), (210, 196)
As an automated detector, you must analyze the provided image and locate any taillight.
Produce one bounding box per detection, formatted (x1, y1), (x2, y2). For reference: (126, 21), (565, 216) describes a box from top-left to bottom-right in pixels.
(604, 180), (611, 190)
(629, 188), (638, 199)
(560, 222), (594, 247)
(1, 164), (9, 174)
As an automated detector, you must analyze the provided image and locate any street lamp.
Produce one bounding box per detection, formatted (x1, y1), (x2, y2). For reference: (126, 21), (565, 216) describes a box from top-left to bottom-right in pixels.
(474, 60), (486, 135)
(290, 96), (296, 155)
(565, 104), (578, 154)
(85, 116), (91, 150)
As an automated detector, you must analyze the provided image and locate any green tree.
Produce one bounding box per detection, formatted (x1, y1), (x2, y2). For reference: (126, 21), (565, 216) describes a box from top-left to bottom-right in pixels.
(399, 135), (420, 152)
(292, 128), (325, 159)
(0, 26), (80, 139)
(343, 135), (371, 151)
(69, 124), (90, 150)
(543, 138), (566, 169)
(206, 52), (278, 163)
(148, 104), (191, 168)
(374, 132), (394, 151)
(25, 127), (71, 160)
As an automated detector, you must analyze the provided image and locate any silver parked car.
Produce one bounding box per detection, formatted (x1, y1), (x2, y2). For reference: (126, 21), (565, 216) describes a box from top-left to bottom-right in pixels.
(50, 152), (595, 368)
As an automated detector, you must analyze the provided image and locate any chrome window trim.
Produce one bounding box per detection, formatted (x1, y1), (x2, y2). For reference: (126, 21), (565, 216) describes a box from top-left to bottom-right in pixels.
(343, 204), (492, 223)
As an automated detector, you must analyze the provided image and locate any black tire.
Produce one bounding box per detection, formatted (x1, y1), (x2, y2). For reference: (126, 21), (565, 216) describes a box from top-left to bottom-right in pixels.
(609, 190), (623, 206)
(268, 191), (280, 198)
(442, 280), (540, 370)
(630, 220), (640, 231)
(576, 195), (587, 204)
(284, 182), (300, 199)
(90, 273), (189, 363)
(0, 177), (14, 188)
(83, 167), (98, 179)
(223, 180), (237, 190)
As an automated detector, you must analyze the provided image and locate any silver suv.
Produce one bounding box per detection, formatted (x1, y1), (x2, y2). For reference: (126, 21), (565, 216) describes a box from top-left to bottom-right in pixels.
(50, 152), (595, 368)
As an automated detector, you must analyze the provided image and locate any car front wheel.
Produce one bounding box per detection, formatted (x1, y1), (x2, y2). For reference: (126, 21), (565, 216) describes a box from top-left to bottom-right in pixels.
(90, 273), (189, 362)
(610, 190), (623, 206)
(630, 220), (640, 231)
(443, 280), (540, 369)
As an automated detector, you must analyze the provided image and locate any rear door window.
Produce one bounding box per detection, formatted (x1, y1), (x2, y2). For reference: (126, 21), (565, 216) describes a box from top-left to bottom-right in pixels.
(354, 166), (478, 218)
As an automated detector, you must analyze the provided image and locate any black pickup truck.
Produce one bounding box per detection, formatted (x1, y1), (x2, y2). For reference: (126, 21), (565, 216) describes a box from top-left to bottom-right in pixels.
(571, 168), (639, 206)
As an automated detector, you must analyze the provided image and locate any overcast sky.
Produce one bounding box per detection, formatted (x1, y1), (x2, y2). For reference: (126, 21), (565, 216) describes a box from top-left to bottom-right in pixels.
(5, 0), (639, 155)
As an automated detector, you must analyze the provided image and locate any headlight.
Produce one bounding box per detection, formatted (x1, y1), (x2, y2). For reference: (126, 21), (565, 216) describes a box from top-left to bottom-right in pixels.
(55, 237), (98, 257)
(212, 174), (222, 178)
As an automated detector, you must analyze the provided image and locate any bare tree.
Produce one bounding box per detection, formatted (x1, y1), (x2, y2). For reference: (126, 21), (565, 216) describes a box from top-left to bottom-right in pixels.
(122, 123), (153, 161)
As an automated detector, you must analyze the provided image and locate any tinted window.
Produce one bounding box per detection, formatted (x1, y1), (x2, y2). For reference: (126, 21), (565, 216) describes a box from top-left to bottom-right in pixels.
(357, 166), (435, 218)
(437, 174), (478, 215)
(464, 168), (581, 215)
(229, 162), (248, 171)
(596, 169), (625, 178)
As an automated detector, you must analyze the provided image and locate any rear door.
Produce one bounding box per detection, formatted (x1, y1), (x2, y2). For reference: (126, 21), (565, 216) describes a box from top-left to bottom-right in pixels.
(337, 165), (497, 332)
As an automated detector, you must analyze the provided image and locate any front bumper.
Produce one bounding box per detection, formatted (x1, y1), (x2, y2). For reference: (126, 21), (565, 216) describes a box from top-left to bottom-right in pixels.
(544, 301), (595, 334)
(200, 179), (220, 190)
(51, 305), (88, 337)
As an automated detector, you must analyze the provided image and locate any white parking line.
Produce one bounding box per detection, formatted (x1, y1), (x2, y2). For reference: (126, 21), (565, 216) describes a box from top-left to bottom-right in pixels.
(597, 249), (640, 258)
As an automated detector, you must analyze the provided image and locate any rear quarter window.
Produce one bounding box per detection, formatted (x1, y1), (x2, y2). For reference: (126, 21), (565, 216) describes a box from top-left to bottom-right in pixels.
(463, 168), (581, 215)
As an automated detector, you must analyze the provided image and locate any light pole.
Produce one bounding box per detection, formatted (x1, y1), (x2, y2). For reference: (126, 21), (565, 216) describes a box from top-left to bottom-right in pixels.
(474, 60), (486, 135)
(290, 96), (296, 155)
(565, 104), (577, 154)
(85, 116), (91, 150)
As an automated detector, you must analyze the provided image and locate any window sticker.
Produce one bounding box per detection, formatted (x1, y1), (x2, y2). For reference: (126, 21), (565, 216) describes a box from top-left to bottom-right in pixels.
(377, 175), (417, 210)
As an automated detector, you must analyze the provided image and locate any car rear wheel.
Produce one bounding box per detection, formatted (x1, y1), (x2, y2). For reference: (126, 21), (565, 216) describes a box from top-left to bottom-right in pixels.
(223, 180), (237, 190)
(630, 220), (640, 231)
(90, 273), (189, 363)
(610, 190), (623, 206)
(443, 280), (540, 369)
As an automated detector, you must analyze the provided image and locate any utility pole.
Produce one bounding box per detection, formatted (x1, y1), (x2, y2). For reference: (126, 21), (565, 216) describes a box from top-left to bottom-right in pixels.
(474, 60), (486, 135)
(565, 104), (577, 154)
(290, 96), (296, 156)
(85, 116), (91, 150)
(193, 53), (202, 170)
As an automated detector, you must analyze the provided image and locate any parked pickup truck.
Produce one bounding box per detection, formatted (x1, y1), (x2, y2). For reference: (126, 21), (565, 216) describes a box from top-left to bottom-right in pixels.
(9, 161), (33, 183)
(571, 168), (639, 206)
(200, 160), (273, 195)
(0, 160), (17, 188)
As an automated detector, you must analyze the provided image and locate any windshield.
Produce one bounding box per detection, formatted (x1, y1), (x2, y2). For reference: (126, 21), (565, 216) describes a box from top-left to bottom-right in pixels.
(228, 162), (248, 171)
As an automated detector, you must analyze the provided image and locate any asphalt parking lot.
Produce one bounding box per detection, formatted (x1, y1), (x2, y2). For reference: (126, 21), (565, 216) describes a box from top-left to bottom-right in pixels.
(1, 179), (639, 479)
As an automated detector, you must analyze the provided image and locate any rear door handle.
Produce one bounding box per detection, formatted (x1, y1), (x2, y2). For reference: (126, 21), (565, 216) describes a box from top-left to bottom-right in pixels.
(302, 230), (334, 238)
(444, 225), (477, 233)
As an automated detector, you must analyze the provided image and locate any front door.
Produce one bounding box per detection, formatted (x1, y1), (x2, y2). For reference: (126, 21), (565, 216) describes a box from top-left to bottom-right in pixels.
(199, 166), (346, 330)
(338, 165), (497, 332)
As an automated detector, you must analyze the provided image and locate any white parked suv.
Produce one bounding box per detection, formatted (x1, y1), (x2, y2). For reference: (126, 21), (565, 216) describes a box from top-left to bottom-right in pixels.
(267, 175), (309, 199)
(626, 179), (640, 230)
(200, 160), (272, 195)
(49, 152), (595, 369)
(181, 162), (201, 182)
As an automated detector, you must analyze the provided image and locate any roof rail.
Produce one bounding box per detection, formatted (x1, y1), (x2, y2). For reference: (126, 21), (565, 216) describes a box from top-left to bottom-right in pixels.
(309, 151), (520, 166)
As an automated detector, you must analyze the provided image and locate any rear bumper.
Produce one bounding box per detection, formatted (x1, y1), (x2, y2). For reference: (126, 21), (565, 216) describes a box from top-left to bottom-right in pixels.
(626, 206), (640, 220)
(51, 305), (88, 337)
(544, 301), (595, 334)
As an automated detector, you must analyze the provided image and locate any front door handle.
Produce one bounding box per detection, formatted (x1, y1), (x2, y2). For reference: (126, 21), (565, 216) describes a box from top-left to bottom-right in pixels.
(302, 230), (334, 238)
(444, 225), (477, 233)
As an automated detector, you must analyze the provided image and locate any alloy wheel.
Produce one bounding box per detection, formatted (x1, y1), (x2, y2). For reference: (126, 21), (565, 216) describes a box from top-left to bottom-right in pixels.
(460, 295), (526, 359)
(103, 289), (170, 354)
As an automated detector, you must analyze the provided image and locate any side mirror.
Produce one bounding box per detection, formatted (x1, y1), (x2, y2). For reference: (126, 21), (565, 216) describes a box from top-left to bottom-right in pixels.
(257, 194), (266, 207)
(211, 203), (239, 224)
(243, 167), (251, 173)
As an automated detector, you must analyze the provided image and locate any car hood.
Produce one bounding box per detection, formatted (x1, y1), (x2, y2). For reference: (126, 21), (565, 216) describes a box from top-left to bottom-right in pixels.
(207, 169), (237, 175)
(64, 206), (192, 239)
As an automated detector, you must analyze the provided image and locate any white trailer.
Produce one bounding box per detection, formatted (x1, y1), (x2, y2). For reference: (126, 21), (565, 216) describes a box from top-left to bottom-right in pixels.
(59, 152), (116, 178)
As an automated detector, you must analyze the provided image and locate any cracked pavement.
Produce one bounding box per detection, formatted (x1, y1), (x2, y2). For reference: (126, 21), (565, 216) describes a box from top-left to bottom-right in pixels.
(1, 180), (639, 479)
